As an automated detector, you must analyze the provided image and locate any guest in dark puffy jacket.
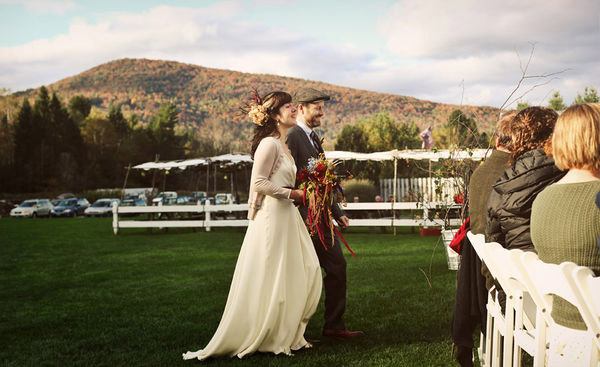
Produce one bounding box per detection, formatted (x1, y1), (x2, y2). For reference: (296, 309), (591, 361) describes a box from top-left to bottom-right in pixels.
(485, 106), (566, 252)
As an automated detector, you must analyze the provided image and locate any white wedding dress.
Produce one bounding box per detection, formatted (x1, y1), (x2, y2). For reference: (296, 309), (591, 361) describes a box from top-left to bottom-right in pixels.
(183, 137), (322, 361)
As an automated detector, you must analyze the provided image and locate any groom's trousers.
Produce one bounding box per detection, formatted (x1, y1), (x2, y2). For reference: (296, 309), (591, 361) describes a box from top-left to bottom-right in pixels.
(311, 231), (347, 331)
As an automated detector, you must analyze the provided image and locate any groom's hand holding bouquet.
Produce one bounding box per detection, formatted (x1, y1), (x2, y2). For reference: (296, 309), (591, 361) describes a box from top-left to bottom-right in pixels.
(296, 154), (355, 256)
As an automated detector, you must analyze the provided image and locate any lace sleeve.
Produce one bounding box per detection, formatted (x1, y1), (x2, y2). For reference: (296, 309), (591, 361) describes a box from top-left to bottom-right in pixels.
(252, 138), (292, 200)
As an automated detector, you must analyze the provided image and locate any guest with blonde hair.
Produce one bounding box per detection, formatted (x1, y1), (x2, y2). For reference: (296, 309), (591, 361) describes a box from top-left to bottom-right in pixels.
(531, 103), (600, 330)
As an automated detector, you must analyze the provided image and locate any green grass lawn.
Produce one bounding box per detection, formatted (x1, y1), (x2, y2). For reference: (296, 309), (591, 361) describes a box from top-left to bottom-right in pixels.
(0, 218), (460, 366)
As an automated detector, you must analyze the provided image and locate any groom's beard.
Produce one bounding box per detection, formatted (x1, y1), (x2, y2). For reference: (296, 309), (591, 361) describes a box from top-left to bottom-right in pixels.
(306, 114), (322, 128)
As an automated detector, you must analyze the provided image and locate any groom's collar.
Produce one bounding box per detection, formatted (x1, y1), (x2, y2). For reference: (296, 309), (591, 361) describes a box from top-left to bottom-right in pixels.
(296, 117), (313, 135)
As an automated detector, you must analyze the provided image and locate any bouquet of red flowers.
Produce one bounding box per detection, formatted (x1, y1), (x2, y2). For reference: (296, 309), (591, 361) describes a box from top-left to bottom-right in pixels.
(297, 155), (355, 256)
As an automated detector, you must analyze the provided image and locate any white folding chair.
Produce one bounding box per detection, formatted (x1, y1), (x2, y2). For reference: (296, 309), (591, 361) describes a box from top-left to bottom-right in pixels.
(481, 241), (513, 367)
(516, 252), (596, 367)
(468, 232), (493, 367)
(564, 264), (600, 366)
(486, 243), (538, 367)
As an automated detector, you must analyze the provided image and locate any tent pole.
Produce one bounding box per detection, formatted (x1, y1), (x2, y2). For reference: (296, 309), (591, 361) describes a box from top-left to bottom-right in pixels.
(121, 163), (131, 199)
(206, 163), (210, 194)
(213, 164), (217, 193)
(230, 169), (234, 196)
(150, 154), (159, 195)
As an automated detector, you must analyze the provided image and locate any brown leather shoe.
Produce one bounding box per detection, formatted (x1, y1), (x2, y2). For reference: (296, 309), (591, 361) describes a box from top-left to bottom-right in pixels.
(322, 329), (365, 339)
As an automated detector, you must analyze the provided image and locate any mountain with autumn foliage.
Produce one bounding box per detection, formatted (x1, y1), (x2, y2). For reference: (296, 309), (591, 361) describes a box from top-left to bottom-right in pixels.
(2, 58), (499, 151)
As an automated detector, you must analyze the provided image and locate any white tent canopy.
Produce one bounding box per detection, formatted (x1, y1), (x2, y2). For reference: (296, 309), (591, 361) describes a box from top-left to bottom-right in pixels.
(394, 148), (490, 162)
(133, 158), (209, 171)
(210, 154), (253, 164)
(325, 149), (491, 162)
(132, 149), (491, 171)
(324, 151), (394, 161)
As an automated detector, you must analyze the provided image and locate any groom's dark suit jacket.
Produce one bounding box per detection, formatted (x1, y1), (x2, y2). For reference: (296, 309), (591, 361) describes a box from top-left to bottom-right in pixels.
(287, 124), (348, 331)
(286, 125), (345, 223)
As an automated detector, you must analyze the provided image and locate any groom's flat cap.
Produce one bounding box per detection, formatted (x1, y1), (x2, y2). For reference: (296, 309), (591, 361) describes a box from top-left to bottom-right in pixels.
(293, 88), (331, 103)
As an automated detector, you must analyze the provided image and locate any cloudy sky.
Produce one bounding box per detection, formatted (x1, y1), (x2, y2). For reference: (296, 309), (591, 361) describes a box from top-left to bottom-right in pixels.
(1, 0), (599, 108)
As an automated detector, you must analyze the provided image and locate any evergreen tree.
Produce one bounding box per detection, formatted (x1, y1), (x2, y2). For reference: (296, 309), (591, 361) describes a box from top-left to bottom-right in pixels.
(335, 124), (369, 152)
(516, 101), (529, 111)
(68, 95), (92, 124)
(13, 99), (36, 190)
(150, 102), (183, 160)
(31, 87), (52, 184)
(573, 86), (599, 104)
(0, 114), (13, 191)
(548, 91), (566, 111)
(446, 109), (480, 148)
(108, 104), (129, 138)
(108, 104), (131, 184)
(357, 112), (420, 152)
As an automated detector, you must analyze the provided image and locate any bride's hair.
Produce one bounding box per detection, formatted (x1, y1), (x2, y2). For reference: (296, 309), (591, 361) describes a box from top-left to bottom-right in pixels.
(245, 91), (292, 158)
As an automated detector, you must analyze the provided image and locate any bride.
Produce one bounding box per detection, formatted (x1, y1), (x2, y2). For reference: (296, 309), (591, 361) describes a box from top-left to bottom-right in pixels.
(183, 91), (322, 361)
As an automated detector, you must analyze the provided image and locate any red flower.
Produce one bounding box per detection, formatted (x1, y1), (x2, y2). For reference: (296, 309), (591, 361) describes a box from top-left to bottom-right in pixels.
(315, 162), (327, 178)
(453, 193), (464, 204)
(297, 169), (309, 183)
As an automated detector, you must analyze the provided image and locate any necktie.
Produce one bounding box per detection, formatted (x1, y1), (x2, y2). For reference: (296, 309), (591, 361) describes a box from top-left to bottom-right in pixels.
(310, 131), (324, 154)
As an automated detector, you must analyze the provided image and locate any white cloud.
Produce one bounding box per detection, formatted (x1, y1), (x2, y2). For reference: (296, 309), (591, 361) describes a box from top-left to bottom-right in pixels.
(0, 0), (76, 14)
(0, 3), (373, 94)
(0, 1), (599, 108)
(374, 0), (600, 107)
(380, 0), (599, 59)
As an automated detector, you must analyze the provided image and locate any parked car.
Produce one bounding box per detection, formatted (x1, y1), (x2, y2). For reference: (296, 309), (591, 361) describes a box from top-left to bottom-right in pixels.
(215, 193), (236, 205)
(51, 198), (90, 217)
(120, 196), (147, 207)
(175, 196), (197, 205)
(51, 193), (76, 207)
(152, 191), (177, 206)
(84, 198), (120, 217)
(191, 191), (208, 204)
(211, 193), (239, 219)
(10, 199), (53, 218)
(56, 193), (75, 199)
(119, 196), (146, 218)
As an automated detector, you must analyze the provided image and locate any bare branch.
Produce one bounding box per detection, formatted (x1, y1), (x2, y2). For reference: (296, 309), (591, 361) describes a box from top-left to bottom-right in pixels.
(506, 76), (561, 108)
(521, 69), (570, 80)
(500, 44), (536, 111)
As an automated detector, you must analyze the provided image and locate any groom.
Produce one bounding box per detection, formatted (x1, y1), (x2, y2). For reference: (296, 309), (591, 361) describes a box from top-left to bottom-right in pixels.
(287, 88), (363, 339)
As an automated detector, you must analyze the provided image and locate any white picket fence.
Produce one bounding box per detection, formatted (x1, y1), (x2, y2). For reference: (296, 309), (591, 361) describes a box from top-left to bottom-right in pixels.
(112, 201), (461, 234)
(380, 177), (463, 202)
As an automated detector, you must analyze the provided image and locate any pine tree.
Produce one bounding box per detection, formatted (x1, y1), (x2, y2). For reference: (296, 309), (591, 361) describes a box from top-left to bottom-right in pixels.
(573, 86), (600, 104)
(150, 102), (182, 160)
(68, 95), (92, 124)
(446, 109), (480, 148)
(13, 99), (35, 190)
(548, 91), (566, 111)
(516, 101), (530, 111)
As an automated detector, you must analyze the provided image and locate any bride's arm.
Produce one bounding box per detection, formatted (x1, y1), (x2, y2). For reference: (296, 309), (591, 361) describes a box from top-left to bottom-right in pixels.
(253, 139), (292, 200)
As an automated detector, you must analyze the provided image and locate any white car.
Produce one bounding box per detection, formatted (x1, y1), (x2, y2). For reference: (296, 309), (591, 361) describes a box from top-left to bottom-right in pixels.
(152, 191), (177, 206)
(84, 198), (120, 217)
(215, 193), (236, 205)
(10, 199), (53, 218)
